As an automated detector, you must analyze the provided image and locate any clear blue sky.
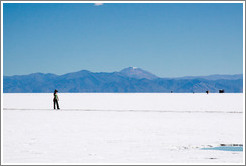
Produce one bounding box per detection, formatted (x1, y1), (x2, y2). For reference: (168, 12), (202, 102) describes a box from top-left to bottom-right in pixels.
(3, 3), (243, 77)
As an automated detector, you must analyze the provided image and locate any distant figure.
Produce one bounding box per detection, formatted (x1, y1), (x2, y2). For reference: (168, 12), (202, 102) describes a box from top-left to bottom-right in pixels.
(206, 90), (209, 94)
(53, 89), (60, 110)
(171, 91), (173, 93)
(219, 89), (224, 93)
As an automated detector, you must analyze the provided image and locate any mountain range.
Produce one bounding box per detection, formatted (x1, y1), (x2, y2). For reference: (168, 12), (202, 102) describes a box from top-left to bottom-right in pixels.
(3, 67), (243, 93)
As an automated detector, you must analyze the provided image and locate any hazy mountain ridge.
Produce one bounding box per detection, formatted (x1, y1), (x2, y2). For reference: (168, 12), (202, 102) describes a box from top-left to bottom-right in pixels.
(3, 67), (243, 93)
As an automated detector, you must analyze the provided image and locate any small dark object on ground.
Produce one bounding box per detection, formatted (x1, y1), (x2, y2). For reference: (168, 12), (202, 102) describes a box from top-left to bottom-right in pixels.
(219, 89), (224, 93)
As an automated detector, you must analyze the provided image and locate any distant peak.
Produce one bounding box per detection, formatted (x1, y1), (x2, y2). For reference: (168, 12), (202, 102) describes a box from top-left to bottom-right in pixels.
(119, 67), (158, 80)
(78, 69), (91, 73)
(121, 67), (141, 71)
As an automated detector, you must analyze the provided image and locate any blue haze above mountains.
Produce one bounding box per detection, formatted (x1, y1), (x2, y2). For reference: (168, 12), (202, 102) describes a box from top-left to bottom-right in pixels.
(3, 67), (243, 93)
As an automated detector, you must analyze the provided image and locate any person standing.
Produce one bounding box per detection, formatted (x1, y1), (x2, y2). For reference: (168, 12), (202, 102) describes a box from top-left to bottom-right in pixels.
(53, 89), (60, 110)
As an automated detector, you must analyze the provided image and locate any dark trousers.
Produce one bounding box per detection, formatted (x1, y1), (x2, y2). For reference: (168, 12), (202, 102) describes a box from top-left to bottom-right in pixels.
(53, 99), (60, 109)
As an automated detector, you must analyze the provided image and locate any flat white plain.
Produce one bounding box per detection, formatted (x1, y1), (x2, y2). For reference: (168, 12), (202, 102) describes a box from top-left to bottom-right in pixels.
(2, 93), (244, 164)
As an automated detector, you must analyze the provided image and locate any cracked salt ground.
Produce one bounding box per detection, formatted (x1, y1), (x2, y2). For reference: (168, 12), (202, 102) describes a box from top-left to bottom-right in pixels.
(3, 93), (243, 163)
